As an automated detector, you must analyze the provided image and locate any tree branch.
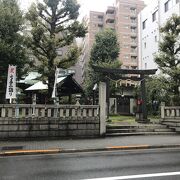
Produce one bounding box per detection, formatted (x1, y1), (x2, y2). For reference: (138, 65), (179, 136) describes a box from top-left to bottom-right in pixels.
(33, 38), (48, 56)
(55, 17), (71, 26)
(39, 11), (51, 24)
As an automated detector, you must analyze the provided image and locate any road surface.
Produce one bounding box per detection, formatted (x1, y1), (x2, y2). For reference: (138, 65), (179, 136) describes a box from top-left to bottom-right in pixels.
(1, 148), (180, 180)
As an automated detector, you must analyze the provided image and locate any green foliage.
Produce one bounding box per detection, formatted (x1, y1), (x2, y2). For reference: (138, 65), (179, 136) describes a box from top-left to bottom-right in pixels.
(85, 29), (121, 97)
(154, 15), (180, 105)
(90, 29), (120, 64)
(133, 75), (172, 115)
(145, 75), (170, 111)
(0, 0), (30, 103)
(26, 0), (86, 99)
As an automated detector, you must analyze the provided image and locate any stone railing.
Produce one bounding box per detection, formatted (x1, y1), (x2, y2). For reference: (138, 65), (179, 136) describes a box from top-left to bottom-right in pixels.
(161, 102), (180, 119)
(0, 82), (108, 139)
(0, 104), (99, 119)
(0, 104), (100, 139)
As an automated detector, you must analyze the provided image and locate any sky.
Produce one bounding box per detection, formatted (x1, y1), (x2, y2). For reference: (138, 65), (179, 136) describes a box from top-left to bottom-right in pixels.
(19, 0), (151, 16)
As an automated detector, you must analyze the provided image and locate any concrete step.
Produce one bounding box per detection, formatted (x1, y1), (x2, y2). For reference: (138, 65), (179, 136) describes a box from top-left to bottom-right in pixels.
(153, 128), (174, 132)
(107, 124), (168, 130)
(107, 125), (137, 129)
(107, 129), (137, 133)
(171, 127), (180, 132)
(162, 122), (179, 127)
(106, 128), (174, 134)
(161, 119), (180, 123)
(106, 132), (177, 137)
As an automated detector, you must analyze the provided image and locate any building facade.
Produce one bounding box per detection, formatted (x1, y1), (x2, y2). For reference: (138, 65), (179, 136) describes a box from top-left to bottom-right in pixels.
(138, 0), (180, 70)
(115, 0), (145, 69)
(79, 0), (145, 84)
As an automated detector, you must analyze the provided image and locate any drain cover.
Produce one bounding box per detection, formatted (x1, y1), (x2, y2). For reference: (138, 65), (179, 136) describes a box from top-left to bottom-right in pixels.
(1, 146), (24, 151)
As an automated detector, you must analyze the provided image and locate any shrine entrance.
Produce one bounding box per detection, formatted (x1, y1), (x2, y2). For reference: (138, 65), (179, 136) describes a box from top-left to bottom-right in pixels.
(117, 95), (130, 115)
(92, 65), (157, 123)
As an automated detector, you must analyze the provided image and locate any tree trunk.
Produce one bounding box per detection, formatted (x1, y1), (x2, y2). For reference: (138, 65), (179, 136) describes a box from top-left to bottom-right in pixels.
(47, 75), (54, 104)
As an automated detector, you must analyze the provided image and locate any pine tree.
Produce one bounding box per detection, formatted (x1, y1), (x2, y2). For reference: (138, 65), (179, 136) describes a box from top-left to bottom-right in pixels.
(85, 29), (121, 97)
(26, 0), (86, 101)
(0, 0), (29, 103)
(155, 15), (180, 105)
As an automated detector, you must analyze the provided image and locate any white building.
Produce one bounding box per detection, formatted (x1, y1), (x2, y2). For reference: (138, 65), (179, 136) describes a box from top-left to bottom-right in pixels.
(138, 0), (180, 70)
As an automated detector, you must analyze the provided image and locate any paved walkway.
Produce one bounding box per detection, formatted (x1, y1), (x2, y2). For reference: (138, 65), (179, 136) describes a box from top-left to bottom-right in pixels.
(0, 135), (180, 151)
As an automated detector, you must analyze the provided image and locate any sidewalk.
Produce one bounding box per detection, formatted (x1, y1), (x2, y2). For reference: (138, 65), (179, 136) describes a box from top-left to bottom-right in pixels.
(1, 134), (180, 155)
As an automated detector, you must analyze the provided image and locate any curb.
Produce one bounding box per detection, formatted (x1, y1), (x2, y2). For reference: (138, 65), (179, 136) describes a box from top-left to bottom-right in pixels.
(1, 144), (180, 156)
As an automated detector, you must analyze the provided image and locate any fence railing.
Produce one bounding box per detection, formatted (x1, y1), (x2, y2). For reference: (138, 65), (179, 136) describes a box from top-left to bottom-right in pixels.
(161, 102), (180, 119)
(0, 104), (100, 119)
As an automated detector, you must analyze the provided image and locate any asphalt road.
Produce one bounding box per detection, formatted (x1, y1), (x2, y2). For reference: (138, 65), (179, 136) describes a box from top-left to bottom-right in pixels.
(0, 148), (180, 180)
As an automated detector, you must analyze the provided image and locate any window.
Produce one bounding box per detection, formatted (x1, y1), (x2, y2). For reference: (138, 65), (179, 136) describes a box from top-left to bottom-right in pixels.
(145, 63), (147, 69)
(131, 17), (136, 23)
(124, 45), (129, 48)
(130, 7), (136, 14)
(142, 20), (147, 29)
(124, 55), (129, 59)
(176, 0), (179, 3)
(164, 0), (170, 12)
(131, 27), (136, 33)
(155, 35), (157, 42)
(131, 56), (137, 61)
(124, 25), (129, 29)
(98, 15), (103, 19)
(144, 42), (146, 48)
(123, 35), (129, 39)
(124, 15), (129, 19)
(152, 11), (158, 22)
(98, 24), (103, 28)
(131, 36), (137, 43)
(124, 6), (129, 10)
(131, 66), (137, 69)
(131, 46), (137, 53)
(106, 19), (115, 23)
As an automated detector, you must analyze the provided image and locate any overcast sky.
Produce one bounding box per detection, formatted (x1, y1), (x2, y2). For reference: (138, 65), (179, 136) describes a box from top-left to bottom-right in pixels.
(19, 0), (151, 16)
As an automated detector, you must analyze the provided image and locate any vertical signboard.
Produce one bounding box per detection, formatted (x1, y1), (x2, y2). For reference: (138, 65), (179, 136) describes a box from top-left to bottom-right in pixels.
(5, 65), (16, 103)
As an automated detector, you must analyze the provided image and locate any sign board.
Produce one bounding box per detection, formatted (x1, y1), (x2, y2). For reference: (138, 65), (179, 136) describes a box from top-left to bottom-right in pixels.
(5, 65), (16, 102)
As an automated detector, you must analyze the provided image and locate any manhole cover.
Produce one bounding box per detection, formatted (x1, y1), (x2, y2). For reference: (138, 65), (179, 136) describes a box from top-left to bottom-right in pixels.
(1, 146), (24, 151)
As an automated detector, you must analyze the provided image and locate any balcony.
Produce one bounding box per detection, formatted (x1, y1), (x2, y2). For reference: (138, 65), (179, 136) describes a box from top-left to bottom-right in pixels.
(106, 7), (115, 15)
(105, 18), (115, 28)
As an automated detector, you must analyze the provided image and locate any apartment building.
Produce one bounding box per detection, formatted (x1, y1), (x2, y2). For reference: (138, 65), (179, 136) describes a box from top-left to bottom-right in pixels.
(78, 8), (115, 84)
(138, 0), (180, 70)
(115, 0), (145, 69)
(79, 0), (145, 83)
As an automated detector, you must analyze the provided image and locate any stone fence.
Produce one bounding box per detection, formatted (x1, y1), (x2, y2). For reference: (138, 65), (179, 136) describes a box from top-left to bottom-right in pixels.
(161, 102), (180, 119)
(0, 104), (100, 139)
(161, 103), (180, 133)
(0, 104), (99, 119)
(0, 82), (107, 139)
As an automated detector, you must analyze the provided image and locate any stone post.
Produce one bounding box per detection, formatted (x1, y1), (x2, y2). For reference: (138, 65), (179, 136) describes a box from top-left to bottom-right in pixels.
(161, 102), (165, 119)
(1, 106), (6, 117)
(32, 93), (36, 116)
(140, 74), (148, 122)
(99, 82), (106, 136)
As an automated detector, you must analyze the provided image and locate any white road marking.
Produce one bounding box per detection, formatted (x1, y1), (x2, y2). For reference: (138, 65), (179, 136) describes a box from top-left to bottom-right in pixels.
(83, 171), (180, 180)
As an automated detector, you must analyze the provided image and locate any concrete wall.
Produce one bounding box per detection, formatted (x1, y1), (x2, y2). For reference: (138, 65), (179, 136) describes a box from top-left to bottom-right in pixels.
(0, 117), (100, 139)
